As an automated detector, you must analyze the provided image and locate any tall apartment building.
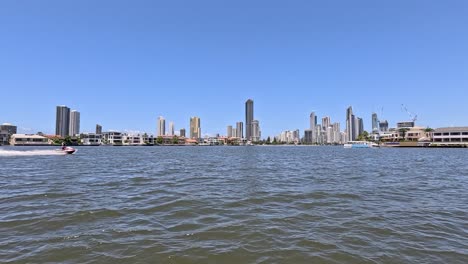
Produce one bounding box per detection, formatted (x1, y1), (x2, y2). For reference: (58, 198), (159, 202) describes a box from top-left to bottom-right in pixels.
(157, 116), (166, 136)
(190, 117), (201, 139)
(245, 99), (254, 141)
(69, 110), (80, 137)
(56, 105), (70, 137)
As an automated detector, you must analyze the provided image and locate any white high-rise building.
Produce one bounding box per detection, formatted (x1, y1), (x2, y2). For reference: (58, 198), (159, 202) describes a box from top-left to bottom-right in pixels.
(251, 120), (260, 142)
(157, 116), (165, 137)
(322, 116), (331, 131)
(227, 125), (233, 137)
(169, 122), (174, 136)
(69, 110), (80, 137)
(236, 122), (243, 139)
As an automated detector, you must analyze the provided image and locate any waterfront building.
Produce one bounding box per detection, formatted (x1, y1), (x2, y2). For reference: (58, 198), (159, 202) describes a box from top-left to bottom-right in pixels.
(80, 133), (102, 146)
(0, 123), (17, 135)
(190, 116), (201, 139)
(245, 99), (254, 141)
(0, 123), (17, 145)
(340, 132), (347, 144)
(346, 106), (356, 142)
(334, 123), (341, 143)
(303, 129), (313, 144)
(69, 110), (80, 137)
(404, 127), (430, 142)
(315, 125), (324, 144)
(180, 128), (186, 137)
(236, 122), (244, 139)
(0, 130), (8, 145)
(122, 134), (143, 146)
(279, 130), (300, 144)
(102, 131), (123, 145)
(157, 116), (165, 137)
(432, 127), (468, 145)
(310, 112), (317, 143)
(227, 125), (233, 137)
(142, 134), (154, 145)
(379, 120), (389, 132)
(251, 120), (260, 142)
(232, 127), (237, 138)
(358, 117), (364, 136)
(96, 124), (102, 134)
(9, 134), (49, 146)
(56, 105), (70, 137)
(322, 116), (331, 131)
(293, 129), (300, 143)
(169, 122), (175, 136)
(372, 113), (379, 133)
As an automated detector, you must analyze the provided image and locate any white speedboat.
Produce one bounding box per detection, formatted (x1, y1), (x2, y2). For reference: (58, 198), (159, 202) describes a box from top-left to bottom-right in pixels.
(344, 141), (379, 149)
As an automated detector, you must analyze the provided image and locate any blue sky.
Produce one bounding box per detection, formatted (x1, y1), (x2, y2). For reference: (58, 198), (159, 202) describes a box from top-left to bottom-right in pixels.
(1, 0), (467, 137)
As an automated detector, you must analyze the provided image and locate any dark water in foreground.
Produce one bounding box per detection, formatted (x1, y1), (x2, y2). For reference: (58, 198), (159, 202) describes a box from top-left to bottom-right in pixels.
(0, 146), (467, 263)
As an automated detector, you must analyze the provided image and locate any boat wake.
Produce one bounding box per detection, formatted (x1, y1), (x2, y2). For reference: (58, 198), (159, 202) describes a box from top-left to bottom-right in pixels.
(0, 149), (66, 157)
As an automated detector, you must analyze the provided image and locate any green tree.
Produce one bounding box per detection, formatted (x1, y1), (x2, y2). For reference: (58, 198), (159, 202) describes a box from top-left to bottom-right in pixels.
(272, 137), (277, 145)
(357, 131), (370, 141)
(424, 127), (434, 133)
(64, 136), (73, 145)
(172, 136), (179, 145)
(156, 136), (163, 145)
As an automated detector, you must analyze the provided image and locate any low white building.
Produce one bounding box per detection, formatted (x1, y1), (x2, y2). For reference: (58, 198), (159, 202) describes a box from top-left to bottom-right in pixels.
(9, 134), (50, 146)
(433, 127), (468, 146)
(80, 133), (102, 146)
(102, 131), (123, 145)
(122, 134), (143, 146)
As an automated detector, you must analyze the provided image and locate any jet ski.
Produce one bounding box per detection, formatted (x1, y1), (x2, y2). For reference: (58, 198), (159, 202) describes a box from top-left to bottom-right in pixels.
(62, 147), (76, 154)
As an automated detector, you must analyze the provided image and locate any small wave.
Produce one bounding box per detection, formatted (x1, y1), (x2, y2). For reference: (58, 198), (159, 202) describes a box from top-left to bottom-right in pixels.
(0, 149), (65, 156)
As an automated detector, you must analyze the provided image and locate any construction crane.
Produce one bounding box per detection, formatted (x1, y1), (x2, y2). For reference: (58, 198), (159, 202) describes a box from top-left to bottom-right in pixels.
(401, 104), (418, 123)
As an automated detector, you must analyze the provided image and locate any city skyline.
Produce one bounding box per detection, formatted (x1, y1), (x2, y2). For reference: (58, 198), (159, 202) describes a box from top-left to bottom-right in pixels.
(2, 101), (463, 140)
(1, 1), (468, 136)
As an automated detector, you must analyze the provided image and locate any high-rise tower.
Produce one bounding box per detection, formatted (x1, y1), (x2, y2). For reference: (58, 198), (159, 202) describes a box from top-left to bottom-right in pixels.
(251, 120), (260, 142)
(169, 122), (175, 136)
(56, 105), (70, 137)
(346, 106), (355, 142)
(245, 99), (254, 141)
(310, 112), (317, 143)
(157, 116), (165, 136)
(236, 122), (244, 139)
(69, 110), (80, 136)
(372, 113), (379, 133)
(190, 117), (201, 139)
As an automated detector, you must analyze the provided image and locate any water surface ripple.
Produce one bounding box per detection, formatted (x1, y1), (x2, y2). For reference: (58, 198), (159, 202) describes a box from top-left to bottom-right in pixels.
(0, 146), (467, 263)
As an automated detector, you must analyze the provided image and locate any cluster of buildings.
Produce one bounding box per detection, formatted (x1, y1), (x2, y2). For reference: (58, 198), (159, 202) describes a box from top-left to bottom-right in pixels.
(225, 99), (261, 143)
(1, 101), (468, 147)
(56, 105), (81, 137)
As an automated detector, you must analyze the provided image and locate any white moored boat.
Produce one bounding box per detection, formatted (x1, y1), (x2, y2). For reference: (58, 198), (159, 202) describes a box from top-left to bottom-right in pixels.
(344, 141), (379, 149)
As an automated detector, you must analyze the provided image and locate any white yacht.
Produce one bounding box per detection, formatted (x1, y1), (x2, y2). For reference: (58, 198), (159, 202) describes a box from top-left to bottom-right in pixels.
(344, 141), (379, 149)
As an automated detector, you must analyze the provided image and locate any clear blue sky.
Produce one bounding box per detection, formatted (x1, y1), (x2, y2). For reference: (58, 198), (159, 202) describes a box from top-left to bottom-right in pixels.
(1, 0), (467, 137)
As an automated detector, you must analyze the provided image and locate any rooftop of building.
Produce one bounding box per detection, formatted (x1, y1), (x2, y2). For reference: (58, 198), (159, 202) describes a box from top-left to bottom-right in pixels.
(11, 134), (47, 139)
(434, 127), (468, 133)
